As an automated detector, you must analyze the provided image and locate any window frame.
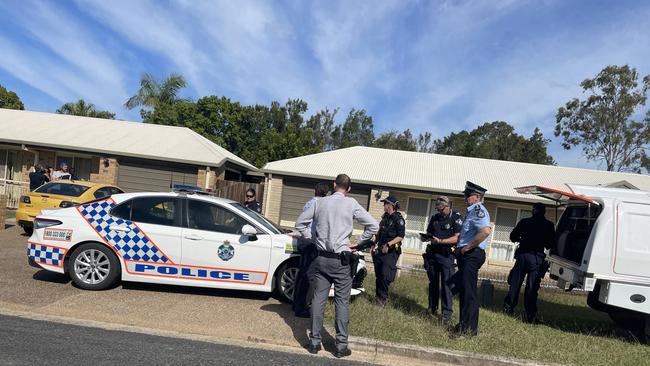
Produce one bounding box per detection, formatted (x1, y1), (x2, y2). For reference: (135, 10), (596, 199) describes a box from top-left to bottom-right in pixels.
(182, 197), (267, 235)
(110, 196), (183, 228)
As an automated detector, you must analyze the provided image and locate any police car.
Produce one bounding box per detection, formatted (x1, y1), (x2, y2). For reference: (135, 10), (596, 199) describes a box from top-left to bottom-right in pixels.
(26, 191), (367, 302)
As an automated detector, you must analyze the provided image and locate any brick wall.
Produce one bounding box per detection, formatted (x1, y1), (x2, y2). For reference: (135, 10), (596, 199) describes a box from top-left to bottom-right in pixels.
(264, 175), (283, 223)
(89, 158), (118, 185)
(197, 168), (221, 191)
(368, 188), (389, 220)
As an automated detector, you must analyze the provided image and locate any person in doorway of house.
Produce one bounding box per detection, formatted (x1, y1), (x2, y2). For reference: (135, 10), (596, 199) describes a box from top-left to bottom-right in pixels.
(52, 162), (71, 180)
(243, 188), (262, 213)
(452, 181), (491, 338)
(292, 182), (330, 318)
(372, 195), (405, 306)
(29, 165), (49, 191)
(503, 202), (555, 324)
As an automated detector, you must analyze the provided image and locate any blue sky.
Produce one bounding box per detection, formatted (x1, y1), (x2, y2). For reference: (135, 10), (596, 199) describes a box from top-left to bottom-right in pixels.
(1, 0), (649, 170)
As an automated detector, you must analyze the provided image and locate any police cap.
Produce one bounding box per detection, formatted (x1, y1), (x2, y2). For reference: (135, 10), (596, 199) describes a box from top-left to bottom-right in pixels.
(463, 181), (487, 198)
(435, 196), (450, 208)
(381, 195), (400, 207)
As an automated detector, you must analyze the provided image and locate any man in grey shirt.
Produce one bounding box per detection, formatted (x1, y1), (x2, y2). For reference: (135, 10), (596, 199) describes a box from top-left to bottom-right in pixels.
(295, 174), (378, 358)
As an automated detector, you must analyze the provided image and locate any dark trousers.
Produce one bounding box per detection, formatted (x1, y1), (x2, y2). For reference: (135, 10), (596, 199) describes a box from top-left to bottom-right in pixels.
(503, 252), (546, 321)
(373, 252), (399, 301)
(457, 248), (486, 335)
(293, 243), (315, 315)
(426, 253), (455, 317)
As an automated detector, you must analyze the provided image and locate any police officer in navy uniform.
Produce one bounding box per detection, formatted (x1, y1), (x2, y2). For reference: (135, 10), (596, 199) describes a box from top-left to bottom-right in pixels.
(503, 202), (555, 323)
(373, 195), (405, 305)
(244, 188), (262, 213)
(453, 181), (491, 337)
(423, 196), (462, 323)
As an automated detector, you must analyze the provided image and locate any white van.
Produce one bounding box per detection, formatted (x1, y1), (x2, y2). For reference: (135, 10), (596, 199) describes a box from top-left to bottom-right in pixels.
(516, 184), (650, 341)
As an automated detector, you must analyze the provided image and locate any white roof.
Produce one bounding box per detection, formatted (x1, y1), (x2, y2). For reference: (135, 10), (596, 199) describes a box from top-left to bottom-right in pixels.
(263, 146), (650, 202)
(0, 108), (256, 171)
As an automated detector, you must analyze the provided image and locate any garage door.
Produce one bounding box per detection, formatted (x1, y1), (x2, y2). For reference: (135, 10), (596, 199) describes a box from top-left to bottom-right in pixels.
(279, 179), (370, 226)
(117, 159), (199, 193)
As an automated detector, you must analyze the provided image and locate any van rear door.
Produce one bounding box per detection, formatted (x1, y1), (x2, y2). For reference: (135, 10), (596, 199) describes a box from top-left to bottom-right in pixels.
(615, 202), (650, 279)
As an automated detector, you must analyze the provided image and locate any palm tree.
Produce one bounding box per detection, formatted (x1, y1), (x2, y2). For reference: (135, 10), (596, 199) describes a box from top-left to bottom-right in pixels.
(124, 73), (187, 110)
(56, 99), (115, 119)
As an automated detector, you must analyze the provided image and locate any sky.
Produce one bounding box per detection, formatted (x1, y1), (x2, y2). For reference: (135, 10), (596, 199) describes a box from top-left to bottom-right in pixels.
(1, 0), (649, 170)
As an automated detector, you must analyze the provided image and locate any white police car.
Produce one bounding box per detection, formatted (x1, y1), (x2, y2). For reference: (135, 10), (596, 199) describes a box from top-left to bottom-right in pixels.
(26, 191), (367, 302)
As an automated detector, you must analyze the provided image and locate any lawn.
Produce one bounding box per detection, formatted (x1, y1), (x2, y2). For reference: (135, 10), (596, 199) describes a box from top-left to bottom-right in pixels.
(323, 272), (650, 366)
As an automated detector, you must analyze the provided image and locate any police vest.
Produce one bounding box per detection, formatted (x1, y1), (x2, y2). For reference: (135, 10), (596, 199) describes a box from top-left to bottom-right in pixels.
(378, 212), (404, 253)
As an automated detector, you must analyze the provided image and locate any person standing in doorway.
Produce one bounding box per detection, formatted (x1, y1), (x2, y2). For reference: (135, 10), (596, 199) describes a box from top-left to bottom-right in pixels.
(244, 188), (262, 213)
(503, 202), (555, 323)
(295, 174), (378, 358)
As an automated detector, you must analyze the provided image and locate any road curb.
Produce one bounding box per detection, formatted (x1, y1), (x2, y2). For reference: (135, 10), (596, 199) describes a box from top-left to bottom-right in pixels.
(347, 336), (551, 366)
(0, 307), (551, 365)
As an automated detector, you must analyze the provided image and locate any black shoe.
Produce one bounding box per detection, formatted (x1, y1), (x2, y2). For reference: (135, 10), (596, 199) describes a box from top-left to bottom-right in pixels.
(308, 344), (321, 354)
(502, 305), (514, 316)
(335, 348), (352, 358)
(524, 316), (542, 325)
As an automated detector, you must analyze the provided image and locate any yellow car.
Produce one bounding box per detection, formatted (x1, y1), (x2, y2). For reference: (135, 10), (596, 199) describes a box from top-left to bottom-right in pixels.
(17, 180), (123, 235)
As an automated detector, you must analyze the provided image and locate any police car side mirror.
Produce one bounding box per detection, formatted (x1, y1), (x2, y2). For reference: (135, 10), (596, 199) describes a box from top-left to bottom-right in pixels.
(241, 224), (258, 241)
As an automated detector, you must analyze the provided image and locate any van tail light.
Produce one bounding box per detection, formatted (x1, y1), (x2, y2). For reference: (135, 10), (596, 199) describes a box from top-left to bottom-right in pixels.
(33, 218), (62, 230)
(20, 196), (31, 204)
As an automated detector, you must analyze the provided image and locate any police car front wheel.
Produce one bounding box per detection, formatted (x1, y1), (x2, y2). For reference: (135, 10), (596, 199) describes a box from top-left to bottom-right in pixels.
(275, 262), (299, 303)
(69, 243), (120, 290)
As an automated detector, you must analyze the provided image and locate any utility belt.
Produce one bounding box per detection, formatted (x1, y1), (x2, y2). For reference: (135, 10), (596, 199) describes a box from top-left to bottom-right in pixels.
(425, 243), (455, 256)
(317, 250), (354, 266)
(375, 242), (402, 255)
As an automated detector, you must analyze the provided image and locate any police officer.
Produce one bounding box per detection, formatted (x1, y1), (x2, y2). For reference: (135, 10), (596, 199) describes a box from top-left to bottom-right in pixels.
(292, 182), (330, 318)
(423, 196), (462, 323)
(295, 174), (378, 358)
(453, 181), (491, 337)
(244, 188), (262, 213)
(503, 202), (555, 323)
(373, 195), (405, 305)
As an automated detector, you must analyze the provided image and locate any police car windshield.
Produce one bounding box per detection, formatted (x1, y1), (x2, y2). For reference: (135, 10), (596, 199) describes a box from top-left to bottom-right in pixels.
(229, 203), (283, 234)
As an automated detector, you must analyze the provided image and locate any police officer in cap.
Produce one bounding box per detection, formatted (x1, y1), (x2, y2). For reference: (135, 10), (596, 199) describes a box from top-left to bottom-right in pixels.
(503, 202), (555, 323)
(453, 181), (491, 337)
(423, 196), (462, 323)
(373, 195), (405, 305)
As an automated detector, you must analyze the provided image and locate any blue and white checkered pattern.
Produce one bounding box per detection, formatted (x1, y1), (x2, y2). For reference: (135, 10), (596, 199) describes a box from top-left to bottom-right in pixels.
(28, 243), (65, 267)
(78, 200), (169, 263)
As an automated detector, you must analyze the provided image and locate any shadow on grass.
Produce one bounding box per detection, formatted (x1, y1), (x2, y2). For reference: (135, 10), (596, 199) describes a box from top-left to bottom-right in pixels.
(482, 285), (644, 343)
(260, 303), (337, 355)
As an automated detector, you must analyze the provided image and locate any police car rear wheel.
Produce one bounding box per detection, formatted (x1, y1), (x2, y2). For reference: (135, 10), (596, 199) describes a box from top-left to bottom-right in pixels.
(70, 243), (119, 290)
(276, 262), (299, 303)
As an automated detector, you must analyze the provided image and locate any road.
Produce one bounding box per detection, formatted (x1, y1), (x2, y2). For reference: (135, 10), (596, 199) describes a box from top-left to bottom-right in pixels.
(0, 314), (374, 365)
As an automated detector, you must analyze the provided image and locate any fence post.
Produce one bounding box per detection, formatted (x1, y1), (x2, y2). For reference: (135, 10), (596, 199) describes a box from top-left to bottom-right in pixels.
(0, 195), (6, 231)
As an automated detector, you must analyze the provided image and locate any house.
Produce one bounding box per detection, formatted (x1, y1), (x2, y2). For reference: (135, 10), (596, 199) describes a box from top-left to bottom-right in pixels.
(0, 108), (258, 207)
(262, 146), (650, 268)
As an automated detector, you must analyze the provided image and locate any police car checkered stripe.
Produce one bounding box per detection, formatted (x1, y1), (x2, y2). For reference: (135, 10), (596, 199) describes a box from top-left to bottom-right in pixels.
(78, 199), (170, 263)
(28, 243), (65, 267)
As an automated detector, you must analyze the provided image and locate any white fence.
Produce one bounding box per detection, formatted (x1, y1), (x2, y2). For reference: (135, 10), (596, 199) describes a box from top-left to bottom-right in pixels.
(0, 180), (28, 208)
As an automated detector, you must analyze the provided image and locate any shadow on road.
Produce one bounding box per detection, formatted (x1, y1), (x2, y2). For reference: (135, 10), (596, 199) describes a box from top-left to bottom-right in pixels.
(260, 303), (337, 355)
(120, 281), (273, 301)
(32, 270), (70, 284)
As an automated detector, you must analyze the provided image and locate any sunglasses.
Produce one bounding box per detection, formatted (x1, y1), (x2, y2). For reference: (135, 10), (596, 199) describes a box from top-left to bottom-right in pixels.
(246, 195), (254, 198)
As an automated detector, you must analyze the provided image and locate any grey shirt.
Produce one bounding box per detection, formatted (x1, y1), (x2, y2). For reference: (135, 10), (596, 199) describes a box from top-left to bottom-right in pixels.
(295, 191), (379, 253)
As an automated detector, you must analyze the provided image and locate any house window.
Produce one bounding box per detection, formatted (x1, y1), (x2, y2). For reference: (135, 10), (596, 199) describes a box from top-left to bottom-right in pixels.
(55, 155), (93, 180)
(405, 197), (429, 232)
(489, 207), (532, 261)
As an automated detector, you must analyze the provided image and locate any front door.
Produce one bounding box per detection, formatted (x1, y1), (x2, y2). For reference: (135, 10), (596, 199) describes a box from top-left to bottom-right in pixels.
(181, 198), (272, 287)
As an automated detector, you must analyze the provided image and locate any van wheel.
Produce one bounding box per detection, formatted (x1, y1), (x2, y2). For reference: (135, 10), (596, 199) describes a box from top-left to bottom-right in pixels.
(69, 243), (120, 290)
(275, 261), (299, 303)
(23, 226), (33, 236)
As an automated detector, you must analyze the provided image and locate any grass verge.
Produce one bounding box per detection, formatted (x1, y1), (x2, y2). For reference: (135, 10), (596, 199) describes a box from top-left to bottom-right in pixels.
(323, 273), (649, 365)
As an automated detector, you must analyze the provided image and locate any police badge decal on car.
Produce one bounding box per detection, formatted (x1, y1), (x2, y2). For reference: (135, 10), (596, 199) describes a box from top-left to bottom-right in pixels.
(218, 240), (235, 261)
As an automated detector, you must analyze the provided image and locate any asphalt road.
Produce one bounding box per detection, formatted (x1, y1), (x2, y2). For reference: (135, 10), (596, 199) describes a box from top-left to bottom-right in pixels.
(0, 314), (375, 366)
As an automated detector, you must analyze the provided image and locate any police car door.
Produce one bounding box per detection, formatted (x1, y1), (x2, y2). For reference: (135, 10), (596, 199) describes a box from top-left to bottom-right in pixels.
(181, 198), (272, 289)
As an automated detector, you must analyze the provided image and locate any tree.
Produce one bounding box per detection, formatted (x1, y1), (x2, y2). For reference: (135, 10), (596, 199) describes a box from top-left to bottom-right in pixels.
(332, 108), (375, 149)
(416, 132), (435, 153)
(434, 121), (555, 165)
(555, 65), (650, 172)
(373, 129), (417, 151)
(125, 73), (187, 119)
(0, 84), (25, 110)
(306, 107), (338, 151)
(56, 99), (115, 119)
